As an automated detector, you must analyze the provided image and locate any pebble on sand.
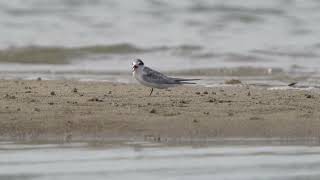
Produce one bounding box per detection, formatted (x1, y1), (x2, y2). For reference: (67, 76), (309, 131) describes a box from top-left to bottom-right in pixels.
(88, 97), (103, 102)
(305, 94), (312, 98)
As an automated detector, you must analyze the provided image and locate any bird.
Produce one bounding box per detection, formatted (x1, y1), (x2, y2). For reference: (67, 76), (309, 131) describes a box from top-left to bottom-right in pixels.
(132, 59), (199, 96)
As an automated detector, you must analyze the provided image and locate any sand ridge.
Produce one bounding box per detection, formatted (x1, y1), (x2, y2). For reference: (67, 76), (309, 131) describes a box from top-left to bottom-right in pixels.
(0, 80), (319, 142)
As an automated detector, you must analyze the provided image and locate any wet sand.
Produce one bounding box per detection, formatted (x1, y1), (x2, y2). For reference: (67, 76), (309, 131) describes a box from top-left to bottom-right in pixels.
(0, 80), (319, 142)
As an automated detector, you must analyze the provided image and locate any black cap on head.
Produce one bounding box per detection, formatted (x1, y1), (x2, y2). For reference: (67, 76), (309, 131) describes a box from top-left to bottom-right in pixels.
(136, 59), (144, 65)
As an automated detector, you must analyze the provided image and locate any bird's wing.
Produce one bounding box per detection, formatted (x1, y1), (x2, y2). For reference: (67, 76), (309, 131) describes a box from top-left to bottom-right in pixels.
(142, 67), (175, 84)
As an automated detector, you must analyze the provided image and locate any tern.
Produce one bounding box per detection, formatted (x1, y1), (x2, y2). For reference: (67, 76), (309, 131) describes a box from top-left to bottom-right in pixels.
(132, 59), (199, 96)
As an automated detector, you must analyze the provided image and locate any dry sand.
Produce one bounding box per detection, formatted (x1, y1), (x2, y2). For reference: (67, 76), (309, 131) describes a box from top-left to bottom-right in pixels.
(0, 80), (319, 142)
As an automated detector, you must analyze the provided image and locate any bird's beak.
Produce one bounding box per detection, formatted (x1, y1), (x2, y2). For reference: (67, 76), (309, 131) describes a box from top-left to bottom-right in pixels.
(132, 65), (138, 72)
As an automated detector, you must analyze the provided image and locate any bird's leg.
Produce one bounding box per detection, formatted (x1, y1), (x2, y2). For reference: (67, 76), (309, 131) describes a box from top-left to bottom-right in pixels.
(149, 88), (153, 96)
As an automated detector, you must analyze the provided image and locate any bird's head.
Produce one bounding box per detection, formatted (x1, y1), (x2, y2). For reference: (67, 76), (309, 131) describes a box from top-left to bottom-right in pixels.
(132, 59), (144, 72)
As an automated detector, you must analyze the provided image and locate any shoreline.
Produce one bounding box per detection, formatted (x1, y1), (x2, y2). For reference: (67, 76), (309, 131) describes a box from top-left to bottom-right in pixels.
(0, 80), (319, 142)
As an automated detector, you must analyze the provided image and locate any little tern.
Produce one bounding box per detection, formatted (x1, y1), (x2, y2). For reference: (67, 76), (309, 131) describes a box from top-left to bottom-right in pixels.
(132, 59), (199, 96)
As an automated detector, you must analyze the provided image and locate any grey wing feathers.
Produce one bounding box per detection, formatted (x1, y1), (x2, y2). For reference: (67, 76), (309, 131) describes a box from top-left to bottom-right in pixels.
(142, 67), (174, 84)
(142, 67), (200, 84)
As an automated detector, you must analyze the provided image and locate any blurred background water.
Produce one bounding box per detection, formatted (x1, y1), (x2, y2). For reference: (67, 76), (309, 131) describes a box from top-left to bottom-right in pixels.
(2, 140), (320, 180)
(0, 0), (320, 86)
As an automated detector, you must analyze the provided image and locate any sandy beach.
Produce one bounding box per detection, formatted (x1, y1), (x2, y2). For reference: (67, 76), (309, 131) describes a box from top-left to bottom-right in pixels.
(0, 80), (319, 142)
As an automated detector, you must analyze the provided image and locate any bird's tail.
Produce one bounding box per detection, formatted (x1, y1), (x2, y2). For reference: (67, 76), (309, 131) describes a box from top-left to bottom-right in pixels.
(173, 78), (200, 84)
(173, 78), (201, 81)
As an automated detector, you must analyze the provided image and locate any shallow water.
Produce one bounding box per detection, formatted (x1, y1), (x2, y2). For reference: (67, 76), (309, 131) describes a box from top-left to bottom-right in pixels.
(1, 140), (320, 180)
(0, 0), (320, 86)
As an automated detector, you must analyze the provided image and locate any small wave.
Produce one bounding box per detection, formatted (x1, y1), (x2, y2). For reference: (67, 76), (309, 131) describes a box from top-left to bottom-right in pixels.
(0, 44), (202, 64)
(168, 67), (284, 76)
(0, 46), (76, 64)
(189, 4), (285, 16)
(0, 44), (146, 64)
(267, 86), (316, 91)
(251, 49), (319, 58)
